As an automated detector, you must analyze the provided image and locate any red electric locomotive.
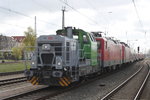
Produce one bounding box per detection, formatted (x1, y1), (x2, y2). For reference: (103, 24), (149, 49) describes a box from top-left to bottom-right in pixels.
(92, 32), (143, 71)
(94, 34), (122, 70)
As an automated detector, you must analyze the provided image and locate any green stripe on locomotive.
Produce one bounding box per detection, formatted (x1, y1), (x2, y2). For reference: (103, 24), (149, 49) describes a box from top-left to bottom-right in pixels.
(74, 29), (98, 66)
(56, 28), (98, 66)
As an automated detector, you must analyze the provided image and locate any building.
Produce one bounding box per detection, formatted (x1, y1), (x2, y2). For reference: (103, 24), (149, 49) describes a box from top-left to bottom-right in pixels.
(0, 35), (16, 50)
(0, 35), (25, 50)
(0, 35), (25, 59)
(12, 36), (25, 47)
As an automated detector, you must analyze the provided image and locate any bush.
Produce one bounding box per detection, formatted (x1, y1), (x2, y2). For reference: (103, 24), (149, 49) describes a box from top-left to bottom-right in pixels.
(12, 47), (23, 60)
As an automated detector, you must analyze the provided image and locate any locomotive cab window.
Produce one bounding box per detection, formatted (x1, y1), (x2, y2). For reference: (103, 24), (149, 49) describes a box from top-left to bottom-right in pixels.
(97, 42), (101, 49)
(83, 35), (89, 44)
(88, 33), (95, 42)
(91, 34), (96, 42)
(105, 41), (107, 49)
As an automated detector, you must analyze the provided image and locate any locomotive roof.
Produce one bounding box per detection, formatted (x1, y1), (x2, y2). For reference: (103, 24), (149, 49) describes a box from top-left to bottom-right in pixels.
(120, 42), (130, 48)
(96, 36), (120, 44)
(95, 36), (130, 48)
(37, 35), (76, 42)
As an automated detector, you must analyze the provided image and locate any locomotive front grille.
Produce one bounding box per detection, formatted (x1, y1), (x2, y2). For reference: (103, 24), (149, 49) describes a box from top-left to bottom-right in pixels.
(38, 43), (62, 65)
(41, 53), (54, 64)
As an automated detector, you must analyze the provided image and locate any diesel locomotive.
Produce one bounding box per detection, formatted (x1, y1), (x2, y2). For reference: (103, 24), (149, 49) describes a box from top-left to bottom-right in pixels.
(25, 27), (144, 86)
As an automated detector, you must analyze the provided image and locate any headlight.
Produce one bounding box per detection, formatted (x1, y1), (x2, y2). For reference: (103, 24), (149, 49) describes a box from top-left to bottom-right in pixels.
(42, 44), (51, 50)
(57, 62), (61, 66)
(31, 61), (35, 65)
(56, 56), (62, 69)
(44, 45), (48, 49)
(31, 61), (37, 68)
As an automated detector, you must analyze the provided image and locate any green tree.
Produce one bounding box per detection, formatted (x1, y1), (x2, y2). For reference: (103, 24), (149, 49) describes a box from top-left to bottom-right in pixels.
(23, 27), (36, 51)
(12, 47), (22, 60)
(0, 52), (3, 59)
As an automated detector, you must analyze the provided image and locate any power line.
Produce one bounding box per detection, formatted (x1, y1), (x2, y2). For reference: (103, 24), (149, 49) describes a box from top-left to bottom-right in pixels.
(31, 0), (52, 12)
(132, 0), (145, 32)
(84, 0), (113, 35)
(85, 0), (109, 29)
(0, 22), (25, 29)
(132, 0), (147, 50)
(0, 6), (32, 18)
(59, 0), (98, 25)
(0, 6), (60, 27)
(30, 0), (61, 27)
(0, 22), (51, 35)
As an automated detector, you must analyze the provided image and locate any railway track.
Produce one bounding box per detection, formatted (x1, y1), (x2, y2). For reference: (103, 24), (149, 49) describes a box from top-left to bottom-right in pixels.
(2, 76), (94, 100)
(0, 77), (27, 86)
(2, 86), (49, 100)
(3, 76), (110, 100)
(134, 63), (150, 100)
(100, 61), (150, 100)
(0, 70), (25, 86)
(0, 71), (24, 76)
(2, 85), (77, 100)
(2, 62), (138, 100)
(1, 61), (144, 100)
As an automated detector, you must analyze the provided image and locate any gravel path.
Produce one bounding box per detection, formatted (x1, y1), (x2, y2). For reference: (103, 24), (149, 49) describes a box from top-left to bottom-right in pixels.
(46, 61), (144, 100)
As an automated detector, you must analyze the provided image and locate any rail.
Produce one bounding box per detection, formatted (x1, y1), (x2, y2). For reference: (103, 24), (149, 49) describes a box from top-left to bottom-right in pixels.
(0, 71), (24, 76)
(101, 65), (143, 100)
(0, 77), (26, 86)
(134, 63), (150, 100)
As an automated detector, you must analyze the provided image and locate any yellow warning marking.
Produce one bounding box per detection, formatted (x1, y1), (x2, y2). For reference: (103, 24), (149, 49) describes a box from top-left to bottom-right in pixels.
(29, 77), (36, 83)
(60, 78), (68, 86)
(34, 78), (39, 85)
(35, 82), (39, 85)
(63, 77), (70, 84)
(59, 81), (65, 86)
(32, 78), (37, 85)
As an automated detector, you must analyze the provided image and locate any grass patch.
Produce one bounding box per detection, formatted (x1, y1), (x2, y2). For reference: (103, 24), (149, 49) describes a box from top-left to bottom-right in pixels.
(0, 62), (31, 73)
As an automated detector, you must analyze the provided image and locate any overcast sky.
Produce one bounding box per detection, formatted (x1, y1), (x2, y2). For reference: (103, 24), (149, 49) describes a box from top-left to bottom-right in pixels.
(0, 0), (149, 53)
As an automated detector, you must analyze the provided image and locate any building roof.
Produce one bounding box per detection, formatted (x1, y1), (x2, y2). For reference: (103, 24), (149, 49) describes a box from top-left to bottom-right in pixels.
(12, 36), (25, 42)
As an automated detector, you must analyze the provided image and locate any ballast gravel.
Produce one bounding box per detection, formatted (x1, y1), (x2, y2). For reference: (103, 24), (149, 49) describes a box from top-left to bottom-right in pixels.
(47, 61), (144, 100)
